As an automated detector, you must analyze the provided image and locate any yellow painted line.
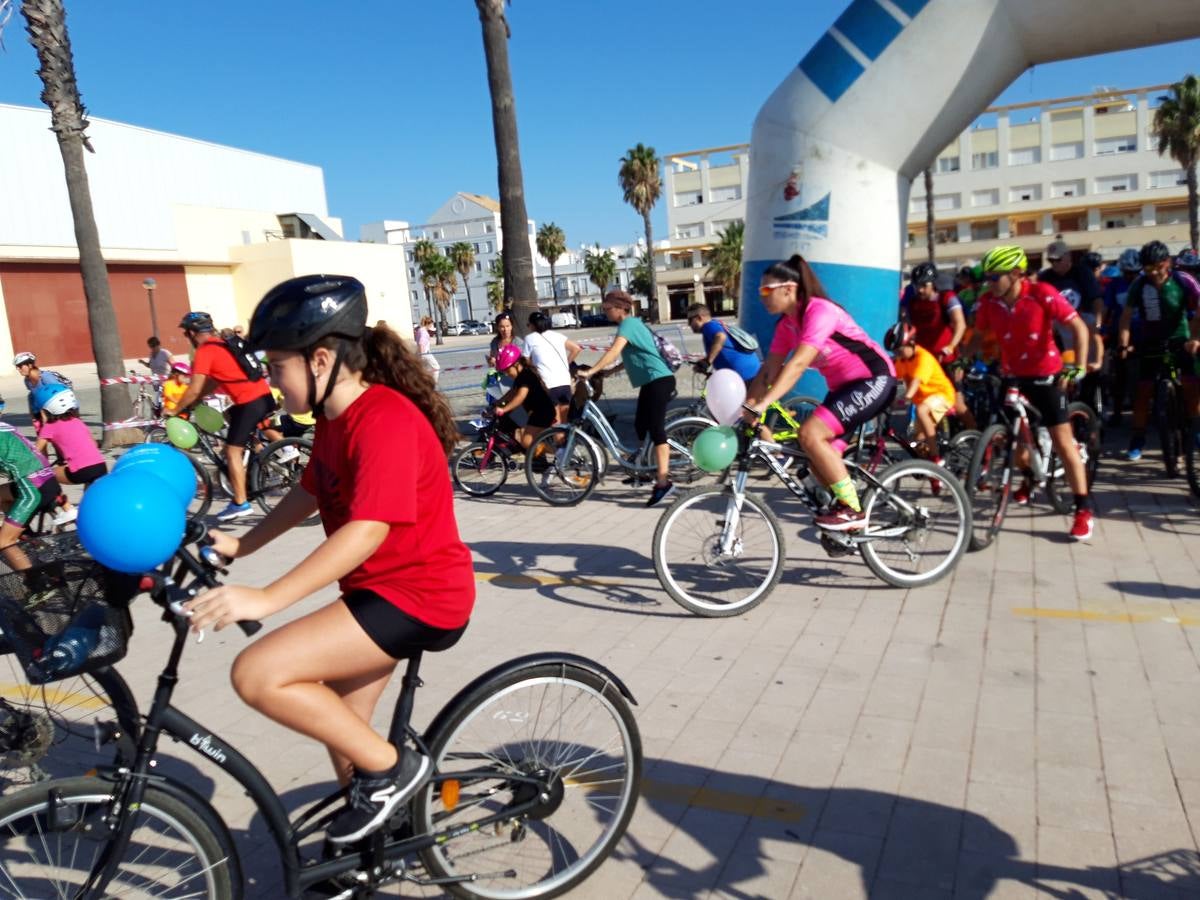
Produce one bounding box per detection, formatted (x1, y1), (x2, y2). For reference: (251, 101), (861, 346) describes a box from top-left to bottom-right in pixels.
(0, 681), (111, 711)
(638, 778), (808, 823)
(1011, 607), (1200, 627)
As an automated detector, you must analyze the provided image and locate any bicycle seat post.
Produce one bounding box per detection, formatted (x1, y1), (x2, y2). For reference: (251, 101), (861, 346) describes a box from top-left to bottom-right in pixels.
(387, 652), (424, 748)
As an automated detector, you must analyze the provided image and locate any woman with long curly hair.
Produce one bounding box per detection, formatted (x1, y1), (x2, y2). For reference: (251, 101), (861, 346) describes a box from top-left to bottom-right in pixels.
(184, 275), (473, 845)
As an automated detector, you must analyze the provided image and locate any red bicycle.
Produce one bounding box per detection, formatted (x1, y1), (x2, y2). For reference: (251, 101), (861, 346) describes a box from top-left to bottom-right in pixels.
(450, 411), (524, 497)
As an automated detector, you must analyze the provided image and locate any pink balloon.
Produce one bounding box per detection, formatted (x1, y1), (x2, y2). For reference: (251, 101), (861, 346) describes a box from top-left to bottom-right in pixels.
(705, 369), (747, 425)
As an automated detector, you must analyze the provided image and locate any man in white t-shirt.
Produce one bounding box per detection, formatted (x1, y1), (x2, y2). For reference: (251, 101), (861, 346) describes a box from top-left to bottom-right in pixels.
(525, 311), (583, 422)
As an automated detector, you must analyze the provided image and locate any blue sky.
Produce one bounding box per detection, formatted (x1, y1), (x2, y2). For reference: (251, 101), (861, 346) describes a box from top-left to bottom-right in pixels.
(0, 1), (1197, 248)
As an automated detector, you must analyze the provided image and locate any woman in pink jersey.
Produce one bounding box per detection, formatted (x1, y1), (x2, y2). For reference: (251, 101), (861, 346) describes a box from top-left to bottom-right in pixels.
(745, 254), (896, 531)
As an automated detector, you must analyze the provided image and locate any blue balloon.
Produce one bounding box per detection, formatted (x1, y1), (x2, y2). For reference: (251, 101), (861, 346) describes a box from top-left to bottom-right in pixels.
(113, 444), (196, 507)
(78, 470), (186, 573)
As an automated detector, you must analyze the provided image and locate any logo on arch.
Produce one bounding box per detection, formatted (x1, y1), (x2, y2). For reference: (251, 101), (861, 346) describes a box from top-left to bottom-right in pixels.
(774, 192), (831, 241)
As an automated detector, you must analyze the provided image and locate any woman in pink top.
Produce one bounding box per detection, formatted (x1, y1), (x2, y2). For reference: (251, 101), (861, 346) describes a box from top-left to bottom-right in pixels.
(35, 387), (108, 488)
(745, 254), (896, 531)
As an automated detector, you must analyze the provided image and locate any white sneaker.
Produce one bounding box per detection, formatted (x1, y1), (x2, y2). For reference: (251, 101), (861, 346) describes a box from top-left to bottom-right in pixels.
(52, 507), (77, 528)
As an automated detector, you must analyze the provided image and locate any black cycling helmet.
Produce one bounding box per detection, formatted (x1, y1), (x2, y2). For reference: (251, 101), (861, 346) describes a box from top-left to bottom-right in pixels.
(179, 311), (214, 333)
(248, 274), (367, 352)
(909, 262), (938, 286)
(1140, 240), (1171, 267)
(883, 322), (916, 352)
(1083, 251), (1104, 270)
(1175, 248), (1200, 271)
(528, 311), (551, 333)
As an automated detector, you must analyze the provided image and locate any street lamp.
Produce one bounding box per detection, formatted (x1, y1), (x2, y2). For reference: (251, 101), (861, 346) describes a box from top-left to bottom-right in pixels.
(142, 277), (159, 340)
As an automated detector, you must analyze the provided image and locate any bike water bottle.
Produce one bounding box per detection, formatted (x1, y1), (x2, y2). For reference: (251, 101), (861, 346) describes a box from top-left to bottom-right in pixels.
(1036, 427), (1052, 462)
(42, 606), (105, 677)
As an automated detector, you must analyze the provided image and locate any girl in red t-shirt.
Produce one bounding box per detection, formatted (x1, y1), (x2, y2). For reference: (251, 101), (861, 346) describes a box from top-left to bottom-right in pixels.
(185, 274), (475, 845)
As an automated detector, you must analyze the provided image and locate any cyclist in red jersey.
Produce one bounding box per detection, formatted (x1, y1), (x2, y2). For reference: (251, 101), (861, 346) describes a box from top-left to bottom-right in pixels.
(184, 275), (474, 845)
(901, 262), (974, 427)
(970, 246), (1098, 541)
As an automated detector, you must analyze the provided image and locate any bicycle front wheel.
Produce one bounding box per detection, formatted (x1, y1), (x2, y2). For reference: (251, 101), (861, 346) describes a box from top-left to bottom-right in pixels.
(524, 427), (599, 507)
(1156, 378), (1181, 478)
(858, 458), (971, 588)
(652, 485), (784, 616)
(452, 441), (510, 497)
(249, 438), (312, 515)
(0, 776), (236, 898)
(414, 662), (642, 899)
(965, 424), (1011, 551)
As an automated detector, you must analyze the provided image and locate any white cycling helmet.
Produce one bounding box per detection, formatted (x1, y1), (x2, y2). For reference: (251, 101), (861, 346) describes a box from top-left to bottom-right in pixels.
(12, 352), (35, 368)
(42, 387), (77, 417)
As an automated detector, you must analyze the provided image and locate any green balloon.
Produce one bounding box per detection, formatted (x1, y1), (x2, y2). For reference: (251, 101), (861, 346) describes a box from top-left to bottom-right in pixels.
(692, 425), (738, 473)
(193, 404), (225, 434)
(165, 416), (198, 450)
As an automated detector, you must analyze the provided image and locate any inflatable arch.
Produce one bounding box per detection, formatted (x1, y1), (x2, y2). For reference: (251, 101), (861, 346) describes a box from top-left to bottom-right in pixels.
(742, 0), (1200, 391)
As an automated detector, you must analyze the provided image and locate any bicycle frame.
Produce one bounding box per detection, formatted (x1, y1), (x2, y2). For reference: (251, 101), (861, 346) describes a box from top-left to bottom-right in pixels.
(996, 386), (1056, 485)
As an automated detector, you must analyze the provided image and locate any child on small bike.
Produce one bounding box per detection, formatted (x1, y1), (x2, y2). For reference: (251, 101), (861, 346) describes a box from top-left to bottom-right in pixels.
(490, 343), (555, 449)
(33, 384), (107, 494)
(184, 275), (474, 845)
(885, 322), (955, 464)
(162, 361), (191, 415)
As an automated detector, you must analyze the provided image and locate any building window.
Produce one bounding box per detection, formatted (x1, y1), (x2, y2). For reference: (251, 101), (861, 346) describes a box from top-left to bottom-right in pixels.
(1008, 184), (1042, 203)
(1095, 135), (1137, 155)
(909, 196), (926, 215)
(1050, 142), (1084, 161)
(932, 193), (961, 211)
(674, 223), (704, 239)
(1096, 174), (1136, 193)
(1051, 179), (1085, 199)
(1103, 211), (1138, 229)
(710, 185), (742, 202)
(936, 156), (961, 173)
(1150, 169), (1187, 189)
(712, 218), (743, 235)
(971, 189), (999, 208)
(431, 230), (441, 240)
(971, 221), (999, 241)
(408, 267), (416, 279)
(971, 151), (999, 170)
(411, 291), (419, 301)
(934, 226), (957, 244)
(1008, 147), (1041, 166)
(1156, 204), (1189, 225)
(486, 223), (495, 233)
(1055, 214), (1082, 233)
(674, 192), (703, 207)
(475, 261), (483, 273)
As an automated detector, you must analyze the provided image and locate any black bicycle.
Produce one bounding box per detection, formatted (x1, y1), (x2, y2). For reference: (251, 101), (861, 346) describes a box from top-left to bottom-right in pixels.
(0, 526), (642, 899)
(1146, 345), (1198, 492)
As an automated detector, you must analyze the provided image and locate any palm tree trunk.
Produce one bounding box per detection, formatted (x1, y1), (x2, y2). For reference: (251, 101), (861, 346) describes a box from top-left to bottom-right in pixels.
(924, 168), (936, 267)
(1188, 160), (1199, 253)
(642, 211), (658, 323)
(463, 279), (474, 321)
(549, 261), (557, 304)
(475, 0), (537, 336)
(23, 0), (136, 447)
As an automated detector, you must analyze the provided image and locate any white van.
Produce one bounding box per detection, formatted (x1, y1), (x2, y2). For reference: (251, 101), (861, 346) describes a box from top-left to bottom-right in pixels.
(550, 311), (578, 328)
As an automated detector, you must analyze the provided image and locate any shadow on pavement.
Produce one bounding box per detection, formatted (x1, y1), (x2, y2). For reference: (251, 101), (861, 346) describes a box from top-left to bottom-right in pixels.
(1109, 580), (1200, 602)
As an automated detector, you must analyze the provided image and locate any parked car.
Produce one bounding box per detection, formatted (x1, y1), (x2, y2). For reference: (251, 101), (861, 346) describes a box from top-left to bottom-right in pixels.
(551, 311), (578, 328)
(580, 313), (608, 327)
(462, 319), (491, 335)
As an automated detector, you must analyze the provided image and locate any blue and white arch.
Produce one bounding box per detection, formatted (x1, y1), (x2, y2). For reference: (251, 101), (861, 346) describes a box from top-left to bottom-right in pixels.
(742, 0), (1200, 395)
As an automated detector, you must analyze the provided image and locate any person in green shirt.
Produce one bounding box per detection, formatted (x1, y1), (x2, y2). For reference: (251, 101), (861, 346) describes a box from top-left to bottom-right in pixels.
(577, 291), (677, 506)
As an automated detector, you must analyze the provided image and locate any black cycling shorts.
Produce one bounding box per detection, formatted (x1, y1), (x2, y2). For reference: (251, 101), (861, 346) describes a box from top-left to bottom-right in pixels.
(225, 394), (277, 448)
(65, 462), (107, 485)
(814, 375), (897, 437)
(547, 385), (573, 407)
(343, 590), (467, 660)
(1010, 377), (1067, 427)
(635, 375), (676, 446)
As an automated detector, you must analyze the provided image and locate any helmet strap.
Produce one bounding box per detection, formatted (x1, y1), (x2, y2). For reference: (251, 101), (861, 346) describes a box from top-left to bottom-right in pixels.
(306, 340), (347, 419)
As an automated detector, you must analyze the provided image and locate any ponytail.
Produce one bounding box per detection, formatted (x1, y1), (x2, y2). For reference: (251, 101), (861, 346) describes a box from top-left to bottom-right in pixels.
(315, 324), (460, 456)
(764, 253), (840, 314)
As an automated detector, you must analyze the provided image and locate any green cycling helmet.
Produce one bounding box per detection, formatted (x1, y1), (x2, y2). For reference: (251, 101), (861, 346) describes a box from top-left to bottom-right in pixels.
(981, 245), (1028, 275)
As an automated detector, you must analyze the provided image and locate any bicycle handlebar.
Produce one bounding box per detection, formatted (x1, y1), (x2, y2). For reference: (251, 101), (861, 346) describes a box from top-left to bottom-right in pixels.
(170, 520), (262, 636)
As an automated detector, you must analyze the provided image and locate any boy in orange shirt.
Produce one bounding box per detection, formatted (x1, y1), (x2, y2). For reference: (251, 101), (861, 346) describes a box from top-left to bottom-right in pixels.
(885, 323), (956, 463)
(161, 361), (191, 414)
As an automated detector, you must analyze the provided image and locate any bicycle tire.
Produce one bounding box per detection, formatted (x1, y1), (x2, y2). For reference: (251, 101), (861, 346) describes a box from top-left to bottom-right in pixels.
(414, 662), (642, 900)
(1156, 378), (1180, 478)
(451, 441), (509, 497)
(965, 423), (1011, 552)
(652, 485), (784, 617)
(143, 425), (169, 444)
(664, 415), (718, 485)
(524, 426), (600, 507)
(0, 775), (236, 898)
(1046, 403), (1100, 514)
(945, 429), (981, 480)
(858, 458), (971, 588)
(249, 438), (312, 516)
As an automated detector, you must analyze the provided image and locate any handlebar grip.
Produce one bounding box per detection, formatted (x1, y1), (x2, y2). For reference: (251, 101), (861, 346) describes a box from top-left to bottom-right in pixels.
(238, 620), (262, 636)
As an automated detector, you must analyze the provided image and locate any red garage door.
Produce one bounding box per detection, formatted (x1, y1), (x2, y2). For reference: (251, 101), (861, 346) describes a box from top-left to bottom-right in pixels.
(1, 263), (192, 366)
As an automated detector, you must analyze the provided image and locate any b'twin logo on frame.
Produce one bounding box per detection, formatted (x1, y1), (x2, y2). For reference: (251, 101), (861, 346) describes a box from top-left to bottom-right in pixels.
(189, 732), (228, 765)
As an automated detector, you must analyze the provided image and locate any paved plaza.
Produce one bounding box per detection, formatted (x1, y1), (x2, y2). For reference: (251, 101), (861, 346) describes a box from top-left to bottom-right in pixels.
(34, 432), (1194, 898)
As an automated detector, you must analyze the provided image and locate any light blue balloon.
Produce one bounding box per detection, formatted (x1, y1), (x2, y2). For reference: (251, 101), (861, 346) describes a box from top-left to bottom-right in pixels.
(113, 444), (196, 507)
(78, 470), (186, 574)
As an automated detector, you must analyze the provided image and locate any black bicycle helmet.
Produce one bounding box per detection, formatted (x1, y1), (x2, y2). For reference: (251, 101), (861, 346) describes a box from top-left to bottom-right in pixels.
(179, 311), (214, 333)
(909, 262), (938, 286)
(1176, 248), (1200, 271)
(1140, 240), (1171, 267)
(883, 322), (916, 352)
(1083, 251), (1104, 270)
(248, 275), (367, 352)
(528, 311), (551, 333)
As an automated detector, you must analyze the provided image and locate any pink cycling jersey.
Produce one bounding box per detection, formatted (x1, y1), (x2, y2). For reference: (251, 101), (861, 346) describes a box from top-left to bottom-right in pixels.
(769, 297), (895, 390)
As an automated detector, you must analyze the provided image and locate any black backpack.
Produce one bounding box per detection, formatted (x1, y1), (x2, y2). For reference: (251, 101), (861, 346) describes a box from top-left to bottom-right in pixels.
(218, 332), (264, 382)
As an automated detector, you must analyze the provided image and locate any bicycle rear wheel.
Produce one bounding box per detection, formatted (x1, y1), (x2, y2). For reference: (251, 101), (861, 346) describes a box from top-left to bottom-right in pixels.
(652, 485), (784, 616)
(0, 776), (236, 898)
(965, 424), (1011, 551)
(452, 441), (510, 497)
(944, 429), (981, 480)
(414, 662), (641, 899)
(664, 415), (717, 485)
(859, 458), (971, 588)
(524, 427), (599, 507)
(249, 438), (312, 515)
(1156, 378), (1181, 478)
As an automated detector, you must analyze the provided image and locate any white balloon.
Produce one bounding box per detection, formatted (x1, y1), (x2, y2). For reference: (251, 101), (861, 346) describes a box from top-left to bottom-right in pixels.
(705, 368), (748, 425)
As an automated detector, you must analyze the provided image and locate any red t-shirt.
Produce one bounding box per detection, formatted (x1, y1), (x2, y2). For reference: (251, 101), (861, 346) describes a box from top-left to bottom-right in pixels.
(974, 281), (1077, 378)
(192, 340), (271, 406)
(300, 384), (474, 629)
(901, 286), (962, 359)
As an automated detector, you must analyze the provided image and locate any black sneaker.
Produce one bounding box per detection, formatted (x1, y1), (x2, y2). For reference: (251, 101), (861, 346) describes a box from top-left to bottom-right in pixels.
(646, 482), (676, 507)
(326, 750), (430, 845)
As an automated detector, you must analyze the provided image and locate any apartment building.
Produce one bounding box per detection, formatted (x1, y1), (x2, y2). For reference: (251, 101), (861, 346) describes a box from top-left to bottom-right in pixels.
(907, 84), (1193, 271)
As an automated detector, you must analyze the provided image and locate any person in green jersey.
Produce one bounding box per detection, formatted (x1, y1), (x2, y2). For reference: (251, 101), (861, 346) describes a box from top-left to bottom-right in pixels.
(1117, 240), (1200, 460)
(0, 422), (60, 569)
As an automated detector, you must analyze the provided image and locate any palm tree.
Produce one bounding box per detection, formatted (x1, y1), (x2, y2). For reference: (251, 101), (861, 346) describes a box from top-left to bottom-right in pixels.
(474, 0), (537, 334)
(628, 250), (654, 300)
(705, 220), (744, 311)
(536, 222), (566, 305)
(486, 257), (505, 311)
(1153, 74), (1200, 252)
(924, 167), (936, 266)
(583, 245), (617, 305)
(431, 255), (458, 337)
(19, 0), (136, 446)
(448, 241), (477, 320)
(619, 143), (662, 322)
(413, 238), (444, 345)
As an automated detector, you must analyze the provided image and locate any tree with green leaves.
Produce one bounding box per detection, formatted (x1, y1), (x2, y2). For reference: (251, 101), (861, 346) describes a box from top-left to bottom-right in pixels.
(628, 249), (654, 300)
(412, 238), (442, 342)
(1153, 74), (1200, 252)
(536, 222), (566, 305)
(583, 245), (617, 304)
(448, 241), (477, 320)
(619, 143), (662, 322)
(705, 220), (744, 309)
(474, 0), (537, 333)
(15, 0), (135, 445)
(486, 257), (505, 311)
(431, 254), (458, 337)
